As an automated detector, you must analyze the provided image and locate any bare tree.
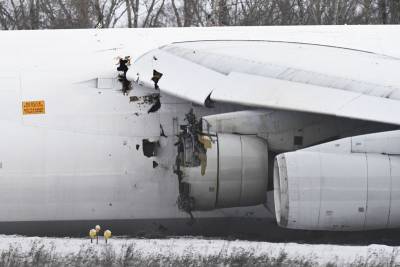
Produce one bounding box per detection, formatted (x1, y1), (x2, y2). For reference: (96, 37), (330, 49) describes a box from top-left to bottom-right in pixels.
(171, 0), (182, 26)
(1, 0), (400, 30)
(379, 0), (388, 23)
(389, 0), (400, 23)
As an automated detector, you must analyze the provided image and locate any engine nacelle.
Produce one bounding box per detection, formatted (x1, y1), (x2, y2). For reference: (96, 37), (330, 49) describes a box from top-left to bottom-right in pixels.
(179, 134), (268, 211)
(274, 149), (400, 231)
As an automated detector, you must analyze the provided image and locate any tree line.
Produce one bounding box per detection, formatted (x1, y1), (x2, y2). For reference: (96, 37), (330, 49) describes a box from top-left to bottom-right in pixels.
(0, 0), (399, 30)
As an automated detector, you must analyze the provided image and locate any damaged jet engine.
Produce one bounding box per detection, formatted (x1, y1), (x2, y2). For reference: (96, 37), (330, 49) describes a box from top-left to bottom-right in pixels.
(175, 110), (268, 214)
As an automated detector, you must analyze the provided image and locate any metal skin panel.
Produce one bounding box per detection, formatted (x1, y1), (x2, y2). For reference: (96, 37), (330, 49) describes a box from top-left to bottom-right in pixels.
(163, 41), (399, 98)
(388, 155), (400, 228)
(318, 153), (367, 230)
(240, 136), (268, 206)
(183, 134), (269, 211)
(0, 76), (20, 121)
(364, 154), (391, 229)
(211, 72), (400, 126)
(306, 130), (400, 155)
(304, 136), (352, 154)
(202, 110), (392, 153)
(183, 143), (218, 210)
(216, 134), (242, 208)
(212, 71), (355, 114)
(275, 151), (369, 231)
(278, 151), (321, 230)
(275, 147), (400, 230)
(352, 130), (400, 155)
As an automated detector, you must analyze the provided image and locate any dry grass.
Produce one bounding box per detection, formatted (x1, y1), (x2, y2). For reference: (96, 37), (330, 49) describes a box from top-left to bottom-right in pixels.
(0, 240), (397, 267)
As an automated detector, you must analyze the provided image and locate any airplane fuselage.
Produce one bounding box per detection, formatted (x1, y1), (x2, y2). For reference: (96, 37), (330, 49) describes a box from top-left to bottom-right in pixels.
(0, 26), (399, 236)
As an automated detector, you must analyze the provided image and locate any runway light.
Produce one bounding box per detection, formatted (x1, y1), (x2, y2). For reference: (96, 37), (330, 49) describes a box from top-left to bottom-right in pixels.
(89, 229), (96, 243)
(104, 230), (112, 244)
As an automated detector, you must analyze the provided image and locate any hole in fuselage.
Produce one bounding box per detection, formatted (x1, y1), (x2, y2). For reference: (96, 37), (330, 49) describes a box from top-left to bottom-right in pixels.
(142, 139), (159, 158)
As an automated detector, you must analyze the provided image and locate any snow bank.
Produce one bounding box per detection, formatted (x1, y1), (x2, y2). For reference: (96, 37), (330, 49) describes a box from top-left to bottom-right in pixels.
(0, 235), (397, 266)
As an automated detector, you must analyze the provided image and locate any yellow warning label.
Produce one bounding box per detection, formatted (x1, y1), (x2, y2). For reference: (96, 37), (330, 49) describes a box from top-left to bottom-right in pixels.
(22, 100), (45, 115)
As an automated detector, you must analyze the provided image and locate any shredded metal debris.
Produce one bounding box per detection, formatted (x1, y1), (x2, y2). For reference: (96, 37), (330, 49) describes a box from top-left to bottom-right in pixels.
(116, 56), (133, 95)
(205, 93), (215, 108)
(118, 76), (132, 95)
(117, 56), (130, 78)
(130, 96), (139, 102)
(129, 93), (161, 113)
(148, 96), (161, 113)
(152, 70), (163, 90)
(142, 93), (160, 105)
(174, 109), (213, 220)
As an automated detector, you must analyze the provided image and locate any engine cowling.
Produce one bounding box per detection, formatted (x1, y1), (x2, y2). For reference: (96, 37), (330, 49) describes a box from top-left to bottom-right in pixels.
(179, 133), (268, 211)
(274, 149), (400, 231)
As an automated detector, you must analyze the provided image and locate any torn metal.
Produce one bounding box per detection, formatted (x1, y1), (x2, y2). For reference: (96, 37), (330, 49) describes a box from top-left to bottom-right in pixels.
(130, 96), (139, 102)
(118, 77), (132, 95)
(147, 95), (161, 113)
(174, 109), (213, 218)
(130, 93), (161, 113)
(116, 56), (132, 95)
(152, 70), (163, 90)
(117, 56), (131, 78)
(160, 124), (167, 138)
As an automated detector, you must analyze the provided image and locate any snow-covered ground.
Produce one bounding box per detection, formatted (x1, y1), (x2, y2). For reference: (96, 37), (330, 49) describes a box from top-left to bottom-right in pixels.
(0, 235), (397, 266)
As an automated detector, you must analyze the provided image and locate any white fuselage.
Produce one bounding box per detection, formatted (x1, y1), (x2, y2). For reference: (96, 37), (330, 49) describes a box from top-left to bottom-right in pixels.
(0, 26), (398, 232)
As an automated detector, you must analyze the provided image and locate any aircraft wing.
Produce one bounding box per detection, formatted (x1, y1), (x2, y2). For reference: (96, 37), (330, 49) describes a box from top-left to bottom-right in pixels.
(128, 40), (400, 125)
(212, 72), (400, 125)
(129, 49), (225, 105)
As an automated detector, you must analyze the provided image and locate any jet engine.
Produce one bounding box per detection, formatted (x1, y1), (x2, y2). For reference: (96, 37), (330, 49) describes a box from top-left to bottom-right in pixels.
(274, 130), (400, 231)
(176, 132), (268, 211)
(175, 110), (400, 232)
